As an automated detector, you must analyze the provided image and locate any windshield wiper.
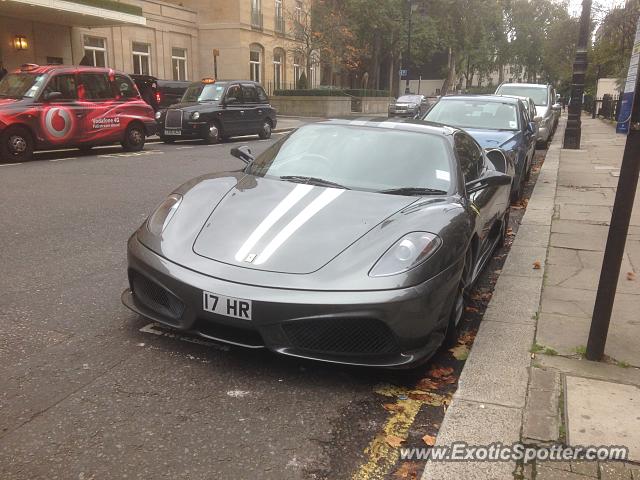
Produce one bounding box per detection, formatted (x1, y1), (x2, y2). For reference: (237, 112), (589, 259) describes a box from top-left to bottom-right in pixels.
(379, 187), (447, 196)
(279, 175), (350, 190)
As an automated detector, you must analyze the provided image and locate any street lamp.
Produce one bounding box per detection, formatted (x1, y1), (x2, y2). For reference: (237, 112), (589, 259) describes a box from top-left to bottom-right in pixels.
(404, 0), (418, 94)
(563, 0), (592, 149)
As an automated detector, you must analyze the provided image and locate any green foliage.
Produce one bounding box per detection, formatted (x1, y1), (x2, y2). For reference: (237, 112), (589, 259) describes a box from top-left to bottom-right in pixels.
(344, 89), (390, 97)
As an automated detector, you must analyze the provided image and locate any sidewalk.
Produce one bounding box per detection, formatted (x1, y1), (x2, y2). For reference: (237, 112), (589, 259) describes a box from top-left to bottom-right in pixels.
(422, 116), (640, 480)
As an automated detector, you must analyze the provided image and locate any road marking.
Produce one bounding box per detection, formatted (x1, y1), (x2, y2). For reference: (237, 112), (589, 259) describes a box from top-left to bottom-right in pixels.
(99, 150), (163, 158)
(139, 322), (230, 351)
(0, 162), (22, 167)
(351, 384), (450, 480)
(176, 146), (195, 150)
(50, 157), (77, 162)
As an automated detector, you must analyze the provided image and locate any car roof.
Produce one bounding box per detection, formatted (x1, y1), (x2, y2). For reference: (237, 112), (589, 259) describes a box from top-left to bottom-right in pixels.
(439, 94), (521, 105)
(189, 79), (262, 86)
(314, 117), (460, 136)
(13, 64), (130, 76)
(498, 83), (549, 89)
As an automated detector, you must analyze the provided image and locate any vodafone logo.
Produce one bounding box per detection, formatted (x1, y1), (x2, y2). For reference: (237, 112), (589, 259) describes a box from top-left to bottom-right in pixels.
(44, 107), (73, 139)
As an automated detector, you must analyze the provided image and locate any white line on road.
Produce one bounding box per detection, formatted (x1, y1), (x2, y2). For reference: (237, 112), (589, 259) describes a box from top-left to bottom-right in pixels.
(50, 157), (77, 162)
(0, 162), (22, 167)
(176, 146), (195, 150)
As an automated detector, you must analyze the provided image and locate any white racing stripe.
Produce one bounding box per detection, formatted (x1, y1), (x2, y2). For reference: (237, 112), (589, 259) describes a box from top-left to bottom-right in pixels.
(234, 183), (314, 262)
(254, 188), (344, 265)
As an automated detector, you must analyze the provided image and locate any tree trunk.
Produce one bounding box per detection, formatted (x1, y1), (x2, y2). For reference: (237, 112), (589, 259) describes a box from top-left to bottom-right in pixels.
(371, 34), (382, 89)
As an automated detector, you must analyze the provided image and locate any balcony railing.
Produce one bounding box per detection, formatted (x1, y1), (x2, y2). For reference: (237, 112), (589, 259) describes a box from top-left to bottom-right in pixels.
(251, 8), (263, 30)
(275, 14), (285, 34)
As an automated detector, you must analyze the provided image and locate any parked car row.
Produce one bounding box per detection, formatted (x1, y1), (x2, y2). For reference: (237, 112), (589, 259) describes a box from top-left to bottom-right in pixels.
(0, 65), (277, 163)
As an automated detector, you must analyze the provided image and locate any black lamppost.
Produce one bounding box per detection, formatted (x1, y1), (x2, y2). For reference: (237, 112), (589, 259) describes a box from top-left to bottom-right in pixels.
(563, 0), (592, 149)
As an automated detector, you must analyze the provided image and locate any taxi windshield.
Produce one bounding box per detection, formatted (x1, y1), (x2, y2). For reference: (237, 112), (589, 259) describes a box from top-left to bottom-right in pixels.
(0, 73), (48, 99)
(182, 82), (227, 102)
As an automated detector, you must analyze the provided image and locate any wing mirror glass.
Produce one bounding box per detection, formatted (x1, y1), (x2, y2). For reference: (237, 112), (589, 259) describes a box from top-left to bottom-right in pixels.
(527, 122), (537, 134)
(466, 170), (512, 195)
(43, 91), (63, 101)
(230, 145), (255, 165)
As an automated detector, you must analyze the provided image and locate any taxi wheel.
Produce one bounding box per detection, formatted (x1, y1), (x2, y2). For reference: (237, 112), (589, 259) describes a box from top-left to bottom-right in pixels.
(122, 123), (146, 152)
(204, 122), (221, 144)
(1, 126), (34, 163)
(258, 120), (272, 140)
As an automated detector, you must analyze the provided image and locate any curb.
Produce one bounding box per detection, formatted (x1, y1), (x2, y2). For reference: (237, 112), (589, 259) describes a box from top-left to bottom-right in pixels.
(421, 117), (566, 480)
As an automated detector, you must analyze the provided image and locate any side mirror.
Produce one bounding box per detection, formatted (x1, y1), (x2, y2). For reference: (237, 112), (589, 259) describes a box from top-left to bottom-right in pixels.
(527, 121), (537, 134)
(552, 103), (562, 111)
(466, 170), (512, 195)
(43, 91), (63, 101)
(231, 145), (255, 165)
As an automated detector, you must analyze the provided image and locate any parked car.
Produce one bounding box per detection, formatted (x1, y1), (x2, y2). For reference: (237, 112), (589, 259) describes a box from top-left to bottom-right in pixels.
(494, 83), (561, 147)
(155, 79), (276, 144)
(0, 64), (156, 162)
(130, 74), (190, 111)
(497, 95), (540, 140)
(388, 94), (431, 118)
(422, 94), (536, 201)
(121, 117), (513, 368)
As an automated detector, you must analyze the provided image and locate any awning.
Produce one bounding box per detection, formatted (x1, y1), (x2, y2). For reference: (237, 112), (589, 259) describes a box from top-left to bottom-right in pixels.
(0, 0), (146, 27)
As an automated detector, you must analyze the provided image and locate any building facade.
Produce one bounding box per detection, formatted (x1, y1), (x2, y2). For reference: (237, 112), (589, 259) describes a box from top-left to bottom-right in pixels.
(0, 0), (310, 89)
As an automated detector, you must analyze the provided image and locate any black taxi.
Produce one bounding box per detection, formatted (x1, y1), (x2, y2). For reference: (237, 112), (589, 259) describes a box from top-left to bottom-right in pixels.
(156, 78), (277, 144)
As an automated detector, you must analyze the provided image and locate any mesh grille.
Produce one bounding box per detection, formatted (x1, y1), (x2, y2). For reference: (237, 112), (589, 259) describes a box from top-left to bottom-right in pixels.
(131, 273), (185, 320)
(165, 109), (183, 128)
(282, 318), (398, 356)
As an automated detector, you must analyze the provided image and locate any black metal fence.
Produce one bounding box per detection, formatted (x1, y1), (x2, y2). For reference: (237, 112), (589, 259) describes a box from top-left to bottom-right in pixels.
(585, 94), (622, 121)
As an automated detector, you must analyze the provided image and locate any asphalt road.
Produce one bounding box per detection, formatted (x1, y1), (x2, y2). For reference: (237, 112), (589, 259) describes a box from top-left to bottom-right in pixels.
(0, 135), (546, 480)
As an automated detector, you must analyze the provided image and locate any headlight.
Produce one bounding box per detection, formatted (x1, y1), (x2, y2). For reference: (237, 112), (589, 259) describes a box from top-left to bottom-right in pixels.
(369, 232), (441, 277)
(191, 111), (200, 120)
(155, 110), (162, 120)
(147, 194), (182, 236)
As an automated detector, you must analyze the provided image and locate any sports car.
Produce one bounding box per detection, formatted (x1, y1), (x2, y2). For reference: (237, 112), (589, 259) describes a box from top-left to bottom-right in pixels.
(122, 118), (513, 368)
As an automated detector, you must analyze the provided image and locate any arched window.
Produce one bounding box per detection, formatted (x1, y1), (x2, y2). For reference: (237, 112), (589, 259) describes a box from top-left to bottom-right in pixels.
(273, 48), (285, 90)
(249, 43), (264, 83)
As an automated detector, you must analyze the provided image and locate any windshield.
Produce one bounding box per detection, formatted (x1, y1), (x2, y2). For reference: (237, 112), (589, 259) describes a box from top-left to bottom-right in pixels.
(181, 83), (227, 102)
(247, 124), (452, 193)
(425, 99), (519, 131)
(398, 95), (422, 103)
(0, 73), (48, 99)
(496, 85), (548, 106)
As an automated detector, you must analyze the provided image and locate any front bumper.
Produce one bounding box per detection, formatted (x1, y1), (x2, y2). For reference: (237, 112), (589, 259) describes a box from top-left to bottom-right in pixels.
(158, 120), (209, 139)
(122, 235), (460, 367)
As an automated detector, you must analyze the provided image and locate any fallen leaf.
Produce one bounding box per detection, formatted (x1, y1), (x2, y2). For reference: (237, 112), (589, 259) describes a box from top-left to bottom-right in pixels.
(533, 261), (542, 270)
(422, 434), (436, 446)
(385, 434), (405, 448)
(506, 227), (515, 236)
(415, 378), (440, 391)
(457, 330), (477, 346)
(383, 403), (405, 413)
(393, 461), (421, 479)
(429, 366), (454, 378)
(627, 272), (637, 281)
(465, 306), (479, 313)
(449, 344), (470, 360)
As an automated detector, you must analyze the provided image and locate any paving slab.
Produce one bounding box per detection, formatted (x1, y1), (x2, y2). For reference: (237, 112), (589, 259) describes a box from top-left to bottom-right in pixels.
(421, 399), (520, 480)
(565, 376), (640, 462)
(501, 245), (547, 278)
(482, 274), (543, 324)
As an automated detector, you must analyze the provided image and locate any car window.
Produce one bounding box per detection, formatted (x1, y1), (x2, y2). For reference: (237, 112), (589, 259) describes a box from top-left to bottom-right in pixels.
(241, 84), (258, 103)
(225, 84), (242, 103)
(496, 85), (548, 106)
(425, 99), (519, 130)
(78, 73), (114, 100)
(454, 132), (483, 182)
(182, 82), (226, 102)
(248, 124), (453, 193)
(112, 74), (137, 99)
(43, 74), (77, 100)
(257, 86), (268, 103)
(0, 73), (47, 99)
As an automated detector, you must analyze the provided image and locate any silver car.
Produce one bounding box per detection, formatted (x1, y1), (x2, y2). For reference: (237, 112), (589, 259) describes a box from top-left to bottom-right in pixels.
(494, 83), (561, 148)
(389, 94), (431, 118)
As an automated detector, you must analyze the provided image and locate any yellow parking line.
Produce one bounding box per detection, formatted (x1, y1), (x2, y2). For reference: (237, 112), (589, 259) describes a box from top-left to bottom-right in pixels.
(351, 384), (448, 480)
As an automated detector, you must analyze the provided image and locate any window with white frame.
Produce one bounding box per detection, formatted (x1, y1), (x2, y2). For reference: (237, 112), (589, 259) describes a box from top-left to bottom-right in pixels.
(83, 36), (107, 67)
(275, 0), (284, 32)
(295, 0), (302, 22)
(310, 50), (320, 87)
(293, 55), (302, 88)
(171, 47), (187, 81)
(273, 50), (283, 90)
(250, 46), (262, 83)
(252, 0), (261, 12)
(132, 42), (150, 76)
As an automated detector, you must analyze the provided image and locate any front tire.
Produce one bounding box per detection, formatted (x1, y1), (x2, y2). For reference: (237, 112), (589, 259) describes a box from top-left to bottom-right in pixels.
(258, 120), (272, 140)
(1, 126), (34, 163)
(445, 247), (474, 345)
(122, 123), (146, 152)
(204, 122), (221, 144)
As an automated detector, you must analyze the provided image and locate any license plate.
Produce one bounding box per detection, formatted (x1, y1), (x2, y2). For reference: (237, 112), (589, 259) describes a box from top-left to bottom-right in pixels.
(202, 290), (252, 320)
(164, 128), (181, 136)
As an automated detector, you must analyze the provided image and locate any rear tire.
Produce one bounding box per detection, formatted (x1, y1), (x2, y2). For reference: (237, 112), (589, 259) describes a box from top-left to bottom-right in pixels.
(1, 126), (34, 163)
(258, 120), (272, 140)
(122, 123), (146, 152)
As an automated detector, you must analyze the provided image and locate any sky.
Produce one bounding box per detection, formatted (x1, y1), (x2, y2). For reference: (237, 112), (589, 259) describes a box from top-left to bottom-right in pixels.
(567, 0), (626, 21)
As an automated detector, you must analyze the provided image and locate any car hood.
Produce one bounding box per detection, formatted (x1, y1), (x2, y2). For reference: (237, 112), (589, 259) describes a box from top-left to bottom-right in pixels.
(463, 128), (518, 149)
(192, 176), (417, 275)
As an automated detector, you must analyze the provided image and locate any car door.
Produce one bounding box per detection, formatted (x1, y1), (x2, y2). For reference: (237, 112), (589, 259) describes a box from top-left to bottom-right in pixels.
(220, 83), (244, 136)
(77, 71), (120, 144)
(240, 83), (260, 134)
(38, 71), (84, 147)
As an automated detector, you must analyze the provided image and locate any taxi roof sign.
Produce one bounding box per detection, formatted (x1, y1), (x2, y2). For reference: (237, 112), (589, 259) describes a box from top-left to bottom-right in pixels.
(201, 78), (216, 84)
(20, 63), (40, 72)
